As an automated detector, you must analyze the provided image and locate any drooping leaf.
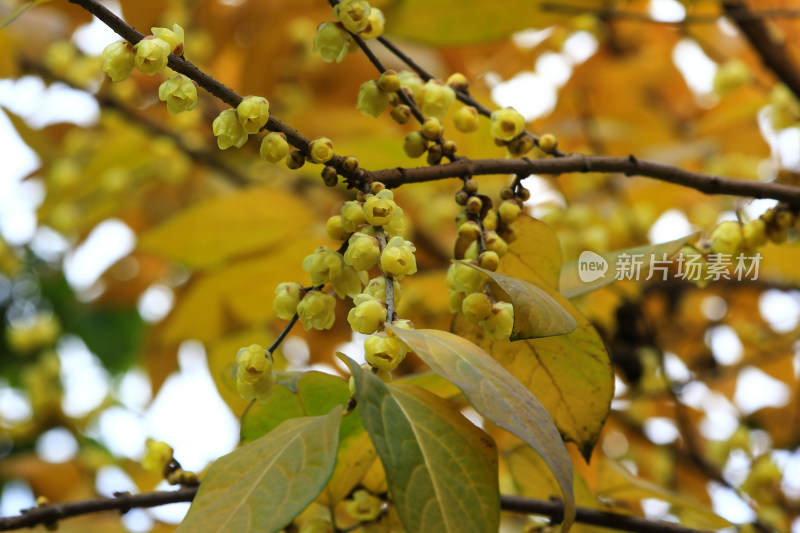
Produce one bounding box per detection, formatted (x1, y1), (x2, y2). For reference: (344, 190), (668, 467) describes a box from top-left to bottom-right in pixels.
(458, 260), (577, 339)
(453, 217), (613, 458)
(386, 326), (575, 532)
(139, 187), (316, 270)
(177, 406), (343, 533)
(559, 234), (697, 298)
(240, 372), (376, 506)
(343, 355), (500, 533)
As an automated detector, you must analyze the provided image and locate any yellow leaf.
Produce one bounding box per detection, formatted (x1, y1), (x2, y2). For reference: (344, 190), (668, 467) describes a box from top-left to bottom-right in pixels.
(139, 187), (315, 270)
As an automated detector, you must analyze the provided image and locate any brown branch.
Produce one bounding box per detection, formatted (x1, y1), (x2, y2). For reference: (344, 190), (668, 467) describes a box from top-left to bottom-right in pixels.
(0, 486), (717, 533)
(0, 488), (198, 531)
(66, 0), (352, 177)
(500, 495), (714, 533)
(371, 155), (800, 206)
(723, 1), (800, 100)
(541, 3), (800, 24)
(19, 57), (250, 188)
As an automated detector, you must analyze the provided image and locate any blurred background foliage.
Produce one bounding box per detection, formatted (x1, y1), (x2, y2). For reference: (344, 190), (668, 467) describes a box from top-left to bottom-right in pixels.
(0, 0), (800, 531)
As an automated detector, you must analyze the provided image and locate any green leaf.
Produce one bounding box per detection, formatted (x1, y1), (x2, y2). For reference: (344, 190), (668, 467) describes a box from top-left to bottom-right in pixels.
(559, 234), (697, 298)
(177, 406), (342, 533)
(240, 372), (376, 506)
(385, 327), (575, 532)
(458, 260), (577, 339)
(343, 355), (500, 533)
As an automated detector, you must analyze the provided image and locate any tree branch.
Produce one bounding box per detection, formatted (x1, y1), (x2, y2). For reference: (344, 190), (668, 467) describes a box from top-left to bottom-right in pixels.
(0, 487), (717, 533)
(66, 0), (349, 173)
(723, 1), (800, 100)
(371, 155), (800, 206)
(0, 489), (197, 531)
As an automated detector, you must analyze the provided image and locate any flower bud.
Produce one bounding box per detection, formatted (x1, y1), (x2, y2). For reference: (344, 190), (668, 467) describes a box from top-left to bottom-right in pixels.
(303, 246), (344, 285)
(309, 137), (334, 164)
(236, 344), (271, 384)
(101, 40), (135, 82)
(363, 193), (396, 226)
(360, 7), (385, 39)
(142, 439), (173, 475)
(327, 215), (350, 241)
(134, 36), (171, 75)
(445, 262), (483, 294)
(446, 72), (469, 91)
(478, 250), (500, 271)
(403, 131), (428, 158)
(212, 109), (248, 150)
(297, 291), (337, 330)
(390, 104), (411, 124)
(421, 117), (443, 140)
(345, 490), (382, 522)
(458, 220), (481, 241)
(538, 133), (558, 154)
(342, 200), (367, 232)
(313, 21), (350, 63)
(378, 70), (401, 93)
(335, 0), (371, 33)
(364, 332), (407, 371)
(151, 24), (184, 54)
(484, 231), (508, 256)
(453, 106), (479, 133)
(344, 232), (381, 271)
(462, 292), (492, 323)
(480, 301), (514, 339)
(322, 166), (338, 186)
(499, 200), (522, 224)
(260, 132), (290, 163)
(357, 80), (391, 117)
(237, 96), (270, 134)
(380, 236), (417, 278)
(274, 282), (303, 320)
(342, 155), (359, 172)
(420, 79), (455, 118)
(158, 74), (197, 115)
(508, 134), (534, 157)
(363, 276), (402, 306)
(286, 150), (306, 169)
(490, 107), (525, 141)
(347, 294), (387, 334)
(483, 210), (498, 230)
(710, 221), (743, 256)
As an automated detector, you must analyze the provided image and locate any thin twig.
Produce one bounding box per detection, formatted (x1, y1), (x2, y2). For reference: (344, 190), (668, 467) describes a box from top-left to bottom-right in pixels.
(541, 3), (800, 24)
(0, 487), (718, 533)
(370, 155), (800, 206)
(723, 1), (800, 101)
(19, 57), (250, 188)
(374, 227), (396, 322)
(66, 0), (351, 176)
(0, 489), (198, 531)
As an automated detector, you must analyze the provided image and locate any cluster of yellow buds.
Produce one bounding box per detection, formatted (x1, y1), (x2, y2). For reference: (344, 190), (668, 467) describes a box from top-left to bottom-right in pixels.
(213, 96), (271, 150)
(675, 206), (796, 288)
(101, 24), (184, 82)
(448, 180), (527, 340)
(313, 0), (385, 63)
